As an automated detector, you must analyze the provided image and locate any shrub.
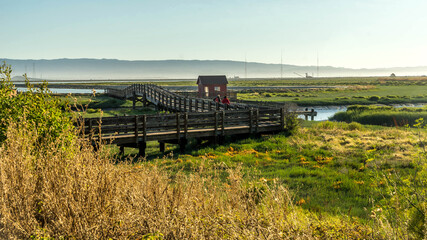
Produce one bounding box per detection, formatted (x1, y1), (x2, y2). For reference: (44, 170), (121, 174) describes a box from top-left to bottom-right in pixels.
(0, 62), (73, 143)
(368, 95), (381, 101)
(386, 95), (398, 98)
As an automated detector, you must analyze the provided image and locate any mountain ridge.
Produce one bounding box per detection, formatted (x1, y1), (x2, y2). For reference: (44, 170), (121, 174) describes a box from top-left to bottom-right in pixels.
(1, 58), (426, 80)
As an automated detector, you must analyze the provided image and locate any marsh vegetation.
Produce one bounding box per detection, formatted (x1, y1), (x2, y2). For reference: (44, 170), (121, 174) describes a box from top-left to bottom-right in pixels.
(1, 64), (426, 239)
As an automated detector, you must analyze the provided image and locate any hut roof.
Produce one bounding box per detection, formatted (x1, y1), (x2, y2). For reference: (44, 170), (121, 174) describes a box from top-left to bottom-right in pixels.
(197, 75), (228, 85)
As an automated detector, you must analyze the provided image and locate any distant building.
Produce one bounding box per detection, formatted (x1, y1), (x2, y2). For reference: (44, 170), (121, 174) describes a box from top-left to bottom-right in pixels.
(197, 75), (228, 98)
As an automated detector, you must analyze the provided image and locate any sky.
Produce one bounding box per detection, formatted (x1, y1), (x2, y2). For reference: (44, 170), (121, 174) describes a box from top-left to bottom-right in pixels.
(1, 0), (427, 69)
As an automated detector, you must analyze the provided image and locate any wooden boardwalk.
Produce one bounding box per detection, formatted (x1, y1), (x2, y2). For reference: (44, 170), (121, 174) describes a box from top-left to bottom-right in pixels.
(105, 84), (250, 112)
(80, 84), (317, 156)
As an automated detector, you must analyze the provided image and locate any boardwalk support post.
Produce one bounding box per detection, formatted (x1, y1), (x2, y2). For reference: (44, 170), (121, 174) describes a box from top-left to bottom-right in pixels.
(133, 91), (136, 109)
(159, 141), (165, 153)
(135, 115), (139, 143)
(249, 109), (253, 133)
(139, 142), (146, 158)
(176, 113), (180, 140)
(280, 107), (285, 130)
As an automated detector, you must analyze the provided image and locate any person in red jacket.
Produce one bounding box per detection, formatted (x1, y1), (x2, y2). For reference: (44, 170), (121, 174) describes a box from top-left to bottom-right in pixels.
(222, 96), (230, 109)
(213, 95), (220, 103)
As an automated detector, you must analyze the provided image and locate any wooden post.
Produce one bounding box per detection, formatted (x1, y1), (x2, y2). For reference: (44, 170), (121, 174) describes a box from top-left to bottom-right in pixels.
(142, 115), (147, 142)
(281, 108), (285, 129)
(189, 99), (193, 112)
(139, 142), (147, 158)
(249, 109), (253, 133)
(176, 113), (180, 140)
(184, 98), (187, 112)
(214, 111), (218, 137)
(221, 110), (225, 136)
(184, 112), (188, 139)
(135, 115), (139, 143)
(212, 112), (217, 145)
(255, 109), (259, 133)
(174, 96), (177, 111)
(159, 141), (165, 153)
(195, 99), (198, 112)
(119, 145), (124, 155)
(132, 91), (136, 109)
(202, 100), (205, 112)
(209, 101), (213, 111)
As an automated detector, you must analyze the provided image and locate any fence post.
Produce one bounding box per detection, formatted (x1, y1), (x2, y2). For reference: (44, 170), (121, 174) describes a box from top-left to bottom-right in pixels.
(221, 110), (225, 136)
(189, 99), (193, 112)
(184, 112), (188, 138)
(214, 111), (218, 137)
(281, 108), (285, 129)
(143, 115), (147, 142)
(249, 109), (253, 133)
(195, 99), (198, 112)
(135, 115), (139, 143)
(176, 112), (180, 140)
(132, 91), (136, 109)
(255, 108), (259, 133)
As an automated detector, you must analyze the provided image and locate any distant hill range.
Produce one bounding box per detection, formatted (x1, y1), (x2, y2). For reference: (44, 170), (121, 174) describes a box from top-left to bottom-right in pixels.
(1, 58), (427, 80)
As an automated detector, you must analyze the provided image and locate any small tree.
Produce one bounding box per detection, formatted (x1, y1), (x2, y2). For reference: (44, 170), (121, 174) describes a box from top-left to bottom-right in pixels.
(0, 62), (73, 143)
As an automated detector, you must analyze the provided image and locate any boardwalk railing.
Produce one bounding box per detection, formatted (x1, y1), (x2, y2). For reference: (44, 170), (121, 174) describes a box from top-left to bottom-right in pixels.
(105, 84), (251, 112)
(97, 83), (317, 156)
(83, 108), (285, 144)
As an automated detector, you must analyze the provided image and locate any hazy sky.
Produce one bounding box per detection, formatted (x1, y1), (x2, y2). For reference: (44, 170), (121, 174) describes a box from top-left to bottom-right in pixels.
(1, 0), (427, 68)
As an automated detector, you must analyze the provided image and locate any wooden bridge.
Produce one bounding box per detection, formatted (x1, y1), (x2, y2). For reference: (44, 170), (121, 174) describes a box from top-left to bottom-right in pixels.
(105, 84), (251, 112)
(81, 84), (316, 157)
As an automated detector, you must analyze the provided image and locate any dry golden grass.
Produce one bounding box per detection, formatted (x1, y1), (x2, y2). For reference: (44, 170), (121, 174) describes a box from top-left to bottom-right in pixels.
(0, 122), (389, 239)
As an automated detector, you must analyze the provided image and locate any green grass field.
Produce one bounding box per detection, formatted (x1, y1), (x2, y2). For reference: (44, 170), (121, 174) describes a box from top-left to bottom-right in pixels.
(109, 121), (425, 222)
(238, 85), (427, 106)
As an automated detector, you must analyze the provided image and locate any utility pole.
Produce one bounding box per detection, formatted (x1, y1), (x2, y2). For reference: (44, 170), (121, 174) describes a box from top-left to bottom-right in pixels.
(317, 52), (319, 77)
(245, 54), (247, 79)
(33, 62), (36, 79)
(281, 50), (283, 79)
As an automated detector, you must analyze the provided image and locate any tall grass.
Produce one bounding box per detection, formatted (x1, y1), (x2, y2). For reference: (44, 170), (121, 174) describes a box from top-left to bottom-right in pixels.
(0, 121), (381, 239)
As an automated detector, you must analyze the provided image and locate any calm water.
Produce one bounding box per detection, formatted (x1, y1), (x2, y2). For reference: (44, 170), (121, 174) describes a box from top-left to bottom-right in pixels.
(17, 88), (105, 94)
(297, 106), (347, 121)
(299, 103), (426, 121)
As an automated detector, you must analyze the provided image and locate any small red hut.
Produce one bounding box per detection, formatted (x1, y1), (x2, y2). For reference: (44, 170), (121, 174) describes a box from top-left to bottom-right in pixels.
(197, 75), (228, 98)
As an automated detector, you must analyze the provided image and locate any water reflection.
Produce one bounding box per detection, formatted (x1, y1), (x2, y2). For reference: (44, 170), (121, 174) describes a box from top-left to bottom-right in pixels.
(17, 88), (105, 94)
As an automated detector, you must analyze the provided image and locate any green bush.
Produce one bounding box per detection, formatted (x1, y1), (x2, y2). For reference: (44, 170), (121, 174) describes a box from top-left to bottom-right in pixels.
(368, 95), (381, 101)
(0, 62), (73, 143)
(386, 95), (398, 98)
